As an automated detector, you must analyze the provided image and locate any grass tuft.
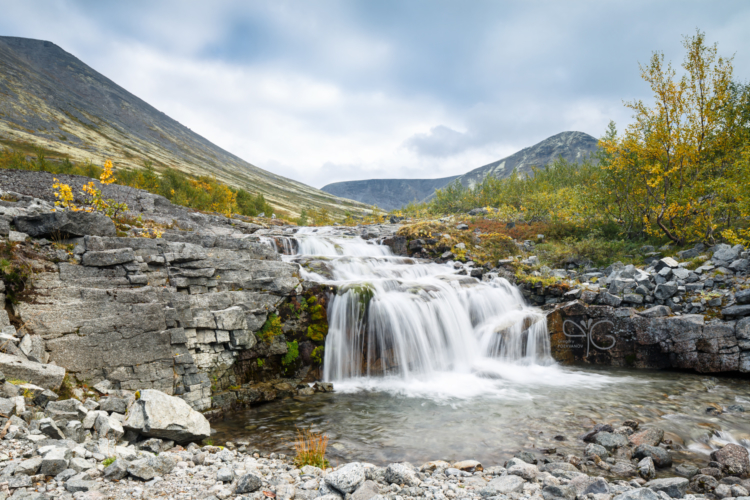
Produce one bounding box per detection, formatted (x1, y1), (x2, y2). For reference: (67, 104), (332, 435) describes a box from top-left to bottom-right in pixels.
(293, 428), (329, 469)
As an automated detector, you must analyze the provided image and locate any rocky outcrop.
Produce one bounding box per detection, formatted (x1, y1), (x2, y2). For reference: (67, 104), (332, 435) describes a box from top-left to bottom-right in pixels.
(321, 176), (460, 211)
(0, 353), (66, 389)
(0, 186), (332, 415)
(548, 300), (750, 373)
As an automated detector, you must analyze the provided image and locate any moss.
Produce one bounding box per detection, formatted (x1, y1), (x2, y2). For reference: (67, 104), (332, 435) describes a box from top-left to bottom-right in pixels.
(282, 340), (299, 367)
(307, 322), (328, 343)
(259, 313), (282, 342)
(257, 358), (265, 367)
(56, 374), (75, 400)
(311, 346), (324, 365)
(7, 379), (29, 385)
(103, 457), (116, 467)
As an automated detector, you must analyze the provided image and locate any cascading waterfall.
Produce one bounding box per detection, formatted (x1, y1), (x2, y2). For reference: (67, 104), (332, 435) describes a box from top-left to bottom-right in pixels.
(281, 227), (552, 386)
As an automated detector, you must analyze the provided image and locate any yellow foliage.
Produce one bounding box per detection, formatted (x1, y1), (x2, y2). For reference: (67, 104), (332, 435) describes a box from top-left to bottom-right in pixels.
(52, 179), (76, 210)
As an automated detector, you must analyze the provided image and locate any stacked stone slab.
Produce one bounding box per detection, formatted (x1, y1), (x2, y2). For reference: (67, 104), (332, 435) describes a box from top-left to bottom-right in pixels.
(12, 230), (300, 411)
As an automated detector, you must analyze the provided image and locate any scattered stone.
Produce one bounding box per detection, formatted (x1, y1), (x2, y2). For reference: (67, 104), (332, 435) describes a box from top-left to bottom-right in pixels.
(646, 477), (689, 498)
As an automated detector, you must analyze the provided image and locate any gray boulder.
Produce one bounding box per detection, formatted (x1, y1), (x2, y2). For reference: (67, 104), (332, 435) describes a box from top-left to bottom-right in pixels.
(646, 477), (689, 498)
(103, 459), (130, 480)
(593, 432), (629, 451)
(654, 283), (678, 300)
(723, 305), (750, 319)
(236, 473), (263, 494)
(711, 443), (750, 476)
(542, 485), (577, 500)
(122, 389), (210, 442)
(0, 353), (66, 390)
(127, 459), (156, 481)
(613, 489), (661, 500)
(13, 211), (116, 238)
(40, 447), (71, 476)
(633, 445), (672, 468)
(326, 462), (367, 493)
(481, 475), (525, 496)
(384, 463), (420, 487)
(637, 457), (656, 480)
(584, 443), (609, 458)
(352, 480), (380, 500)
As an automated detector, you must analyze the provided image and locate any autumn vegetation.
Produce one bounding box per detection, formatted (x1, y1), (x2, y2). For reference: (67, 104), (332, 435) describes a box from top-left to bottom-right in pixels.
(398, 31), (750, 260)
(0, 150), (276, 219)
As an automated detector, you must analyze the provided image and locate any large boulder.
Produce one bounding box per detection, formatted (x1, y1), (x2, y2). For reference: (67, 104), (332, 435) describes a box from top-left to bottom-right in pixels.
(325, 462), (366, 493)
(710, 443), (750, 476)
(0, 353), (66, 390)
(122, 389), (210, 442)
(13, 211), (116, 238)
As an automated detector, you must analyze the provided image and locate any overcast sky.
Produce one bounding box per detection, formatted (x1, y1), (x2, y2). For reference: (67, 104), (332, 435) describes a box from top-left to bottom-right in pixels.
(2, 1), (749, 188)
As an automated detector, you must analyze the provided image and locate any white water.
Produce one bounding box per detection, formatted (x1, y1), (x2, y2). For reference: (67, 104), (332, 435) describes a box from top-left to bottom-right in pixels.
(276, 227), (618, 399)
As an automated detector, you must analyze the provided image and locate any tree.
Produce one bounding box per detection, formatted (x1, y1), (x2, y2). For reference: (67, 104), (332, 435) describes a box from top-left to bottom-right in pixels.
(601, 30), (745, 244)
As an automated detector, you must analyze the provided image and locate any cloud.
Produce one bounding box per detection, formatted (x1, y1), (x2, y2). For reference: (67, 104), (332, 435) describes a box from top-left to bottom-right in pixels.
(1, 0), (749, 189)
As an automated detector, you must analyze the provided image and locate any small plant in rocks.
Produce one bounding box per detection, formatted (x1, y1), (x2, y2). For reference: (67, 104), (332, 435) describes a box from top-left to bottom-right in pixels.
(293, 428), (329, 469)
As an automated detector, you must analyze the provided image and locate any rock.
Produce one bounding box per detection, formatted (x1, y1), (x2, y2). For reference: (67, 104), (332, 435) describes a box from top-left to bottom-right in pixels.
(723, 305), (750, 319)
(514, 450), (538, 464)
(675, 464), (699, 478)
(127, 459), (156, 481)
(736, 289), (750, 305)
(103, 458), (129, 480)
(613, 489), (661, 500)
(81, 248), (135, 267)
(452, 459), (482, 472)
(99, 396), (129, 414)
(66, 473), (98, 493)
(542, 485), (577, 500)
(352, 480), (380, 500)
(629, 428), (664, 447)
(593, 432), (629, 451)
(40, 447), (71, 476)
(94, 413), (124, 440)
(654, 283), (678, 300)
(235, 473), (263, 494)
(0, 353), (66, 390)
(508, 461), (539, 480)
(13, 211), (116, 238)
(610, 460), (637, 477)
(711, 443), (750, 476)
(217, 467), (234, 483)
(713, 244), (743, 263)
(690, 474), (718, 493)
(599, 292), (623, 307)
(638, 457), (656, 480)
(481, 475), (525, 496)
(122, 389), (210, 442)
(646, 478), (689, 498)
(326, 462), (366, 493)
(384, 463), (420, 487)
(8, 230), (28, 242)
(39, 417), (66, 439)
(583, 478), (610, 495)
(16, 456), (43, 476)
(633, 445), (672, 468)
(654, 257), (679, 271)
(584, 443), (609, 458)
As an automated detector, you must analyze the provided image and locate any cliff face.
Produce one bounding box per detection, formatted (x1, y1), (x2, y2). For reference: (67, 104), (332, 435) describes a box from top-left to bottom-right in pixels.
(0, 36), (368, 217)
(321, 175), (460, 210)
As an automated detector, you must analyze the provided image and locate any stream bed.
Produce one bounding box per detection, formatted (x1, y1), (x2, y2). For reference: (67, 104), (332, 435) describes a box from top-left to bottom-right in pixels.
(213, 365), (750, 469)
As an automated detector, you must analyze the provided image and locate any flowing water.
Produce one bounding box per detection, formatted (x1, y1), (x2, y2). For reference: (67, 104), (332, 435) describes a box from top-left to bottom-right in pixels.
(218, 227), (750, 467)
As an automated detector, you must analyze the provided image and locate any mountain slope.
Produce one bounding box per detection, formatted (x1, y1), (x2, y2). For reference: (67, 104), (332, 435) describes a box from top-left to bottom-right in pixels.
(320, 175), (460, 210)
(451, 131), (599, 190)
(0, 36), (367, 217)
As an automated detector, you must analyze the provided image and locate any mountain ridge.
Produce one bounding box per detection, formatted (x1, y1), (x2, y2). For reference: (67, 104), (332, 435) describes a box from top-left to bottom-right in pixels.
(321, 175), (460, 211)
(0, 36), (368, 216)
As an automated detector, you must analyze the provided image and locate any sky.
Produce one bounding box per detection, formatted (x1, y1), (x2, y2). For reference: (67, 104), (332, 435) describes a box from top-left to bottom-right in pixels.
(1, 1), (749, 188)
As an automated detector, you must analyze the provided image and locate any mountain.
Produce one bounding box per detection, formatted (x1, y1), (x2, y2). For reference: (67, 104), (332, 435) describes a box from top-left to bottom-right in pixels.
(451, 131), (599, 190)
(323, 131), (600, 208)
(320, 175), (460, 211)
(0, 36), (368, 217)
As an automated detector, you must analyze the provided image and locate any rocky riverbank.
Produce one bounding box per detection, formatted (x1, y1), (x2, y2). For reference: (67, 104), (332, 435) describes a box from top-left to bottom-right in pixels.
(1, 373), (748, 500)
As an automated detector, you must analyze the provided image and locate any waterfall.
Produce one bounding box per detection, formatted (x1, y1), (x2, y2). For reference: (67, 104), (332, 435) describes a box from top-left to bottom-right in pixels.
(283, 227), (552, 384)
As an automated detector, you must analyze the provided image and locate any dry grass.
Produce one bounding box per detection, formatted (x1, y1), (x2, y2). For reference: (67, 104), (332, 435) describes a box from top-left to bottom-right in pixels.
(293, 428), (329, 469)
